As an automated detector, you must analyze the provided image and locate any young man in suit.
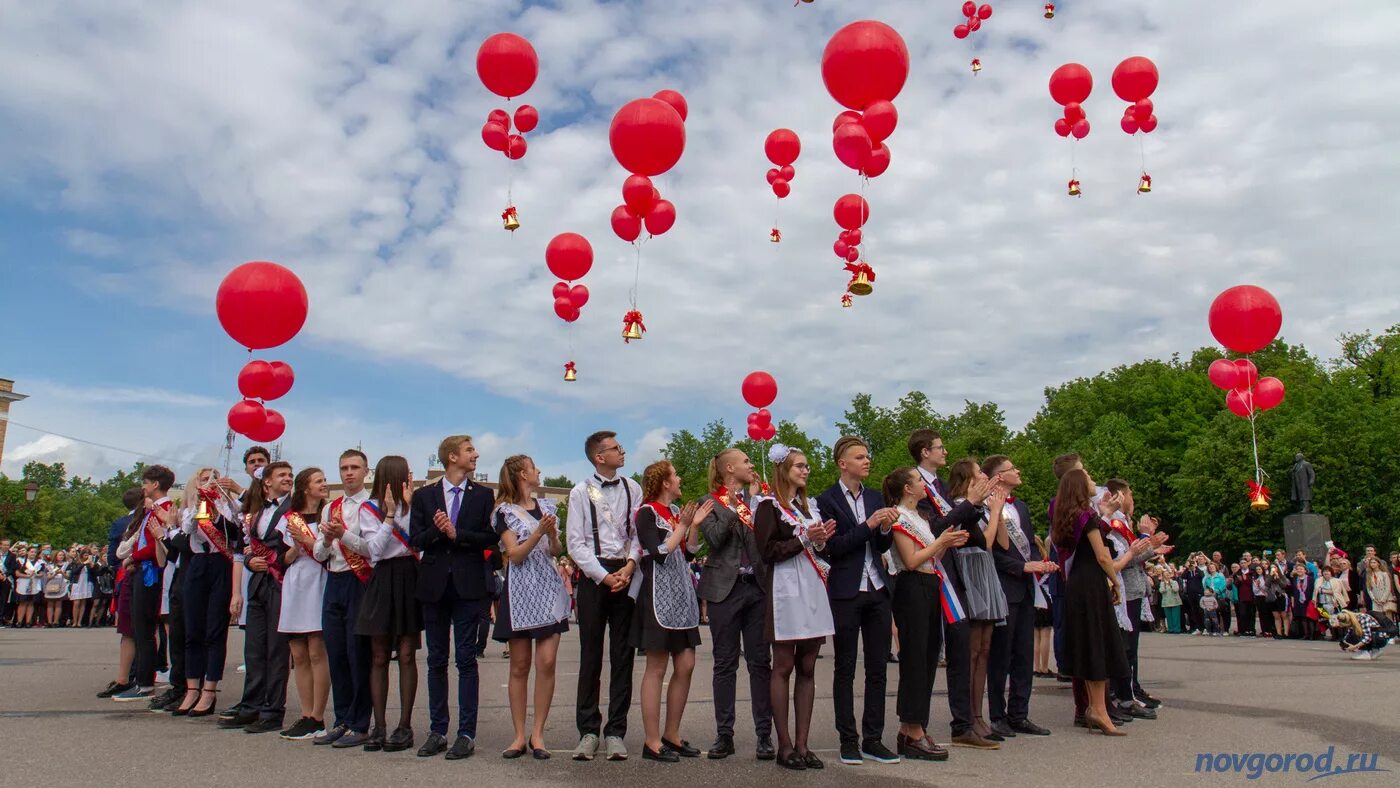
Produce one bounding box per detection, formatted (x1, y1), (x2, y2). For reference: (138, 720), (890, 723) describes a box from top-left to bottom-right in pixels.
(815, 436), (901, 766)
(697, 448), (775, 760)
(982, 455), (1055, 738)
(909, 430), (1000, 751)
(411, 435), (498, 760)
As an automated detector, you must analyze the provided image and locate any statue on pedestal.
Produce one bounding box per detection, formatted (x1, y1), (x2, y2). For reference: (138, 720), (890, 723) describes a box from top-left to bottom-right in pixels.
(1290, 452), (1316, 513)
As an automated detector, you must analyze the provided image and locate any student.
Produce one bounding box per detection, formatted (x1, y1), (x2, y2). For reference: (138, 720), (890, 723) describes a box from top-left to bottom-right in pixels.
(173, 468), (244, 717)
(314, 450), (374, 747)
(276, 467), (332, 740)
(113, 465), (175, 702)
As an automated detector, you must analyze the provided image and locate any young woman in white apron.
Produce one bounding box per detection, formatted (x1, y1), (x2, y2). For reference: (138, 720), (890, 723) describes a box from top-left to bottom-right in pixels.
(68, 547), (96, 627)
(276, 467), (332, 740)
(631, 461), (711, 763)
(491, 455), (570, 760)
(753, 445), (835, 771)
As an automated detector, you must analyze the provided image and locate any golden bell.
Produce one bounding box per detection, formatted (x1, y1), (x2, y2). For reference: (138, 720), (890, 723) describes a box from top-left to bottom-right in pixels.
(1250, 491), (1270, 511)
(1045, 3), (1056, 19)
(971, 59), (982, 74)
(623, 321), (643, 341)
(563, 366), (577, 382)
(1068, 180), (1082, 197)
(195, 499), (211, 523)
(1138, 175), (1152, 194)
(848, 271), (873, 296)
(770, 229), (781, 243)
(503, 213), (520, 231)
(841, 294), (853, 308)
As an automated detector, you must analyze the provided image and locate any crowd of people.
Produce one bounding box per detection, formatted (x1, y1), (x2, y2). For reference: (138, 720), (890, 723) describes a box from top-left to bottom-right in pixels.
(3, 428), (1396, 766)
(0, 540), (119, 628)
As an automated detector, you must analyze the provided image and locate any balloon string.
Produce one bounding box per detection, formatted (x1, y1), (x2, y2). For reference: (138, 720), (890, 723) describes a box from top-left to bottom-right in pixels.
(628, 237), (646, 309)
(1139, 133), (1147, 174)
(859, 174), (871, 261)
(1070, 138), (1078, 180)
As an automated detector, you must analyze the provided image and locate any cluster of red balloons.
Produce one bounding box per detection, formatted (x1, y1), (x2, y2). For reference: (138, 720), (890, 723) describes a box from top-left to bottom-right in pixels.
(477, 34), (539, 159)
(546, 233), (593, 323)
(1210, 358), (1286, 418)
(608, 91), (687, 242)
(611, 173), (676, 242)
(1207, 285), (1286, 418)
(216, 261), (308, 443)
(1049, 63), (1094, 139)
(953, 2), (994, 39)
(741, 371), (778, 441)
(764, 129), (801, 200)
(831, 194), (870, 263)
(1113, 56), (1160, 135)
(481, 105), (538, 160)
(822, 21), (909, 179)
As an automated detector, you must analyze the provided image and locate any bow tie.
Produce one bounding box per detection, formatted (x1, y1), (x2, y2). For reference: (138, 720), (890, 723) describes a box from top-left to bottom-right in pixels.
(600, 478), (621, 488)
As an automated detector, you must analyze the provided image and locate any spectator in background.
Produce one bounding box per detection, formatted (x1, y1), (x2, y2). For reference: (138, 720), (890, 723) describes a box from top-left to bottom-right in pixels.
(1200, 588), (1221, 636)
(1267, 564), (1290, 639)
(1290, 564), (1318, 640)
(43, 549), (71, 626)
(1364, 557), (1397, 618)
(1158, 566), (1182, 634)
(1181, 556), (1205, 634)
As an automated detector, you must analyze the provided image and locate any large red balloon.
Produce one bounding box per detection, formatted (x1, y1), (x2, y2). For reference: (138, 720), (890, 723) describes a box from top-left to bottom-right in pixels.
(622, 174), (657, 217)
(644, 200), (677, 236)
(568, 284), (590, 309)
(833, 194), (870, 230)
(861, 100), (898, 143)
(652, 89), (688, 122)
(741, 371), (778, 408)
(545, 233), (594, 281)
(1209, 285), (1283, 353)
(609, 98), (686, 176)
(1048, 63), (1093, 106)
(482, 122), (508, 151)
(228, 399), (266, 435)
(262, 361), (294, 401)
(764, 129), (801, 166)
(237, 360), (274, 399)
(1112, 56), (1159, 103)
(216, 262), (308, 351)
(833, 123), (873, 170)
(513, 105), (539, 133)
(553, 297), (580, 323)
(1207, 359), (1239, 390)
(1225, 389), (1255, 419)
(862, 144), (891, 178)
(611, 205), (642, 242)
(246, 408), (286, 442)
(1254, 377), (1286, 410)
(821, 21), (911, 110)
(476, 33), (539, 99)
(1233, 358), (1259, 390)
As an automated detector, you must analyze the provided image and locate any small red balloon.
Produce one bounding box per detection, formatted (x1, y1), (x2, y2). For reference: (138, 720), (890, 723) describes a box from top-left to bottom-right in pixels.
(1207, 359), (1240, 390)
(845, 247), (861, 263)
(1233, 358), (1260, 390)
(968, 16), (982, 32)
(513, 105), (539, 133)
(552, 281), (569, 300)
(962, 2), (977, 16)
(833, 240), (850, 258)
(1063, 102), (1085, 122)
(766, 168), (780, 185)
(833, 194), (870, 230)
(1254, 377), (1286, 410)
(228, 399), (267, 434)
(246, 408), (286, 442)
(237, 360), (274, 399)
(1209, 285), (1283, 353)
(1132, 99), (1154, 123)
(747, 424), (764, 441)
(1120, 116), (1139, 134)
(846, 229), (862, 245)
(755, 408), (772, 426)
(1071, 119), (1090, 139)
(263, 361), (294, 401)
(554, 296), (580, 322)
(645, 200), (677, 236)
(978, 4), (994, 20)
(1054, 118), (1071, 137)
(833, 122), (873, 170)
(741, 371), (778, 408)
(505, 134), (527, 160)
(652, 89), (689, 122)
(954, 24), (970, 39)
(779, 164), (795, 181)
(862, 144), (891, 178)
(761, 423), (777, 441)
(488, 109), (511, 130)
(622, 174), (657, 217)
(545, 232), (594, 281)
(569, 284), (590, 309)
(772, 179), (791, 198)
(1139, 115), (1158, 133)
(764, 128), (801, 166)
(611, 205), (642, 242)
(482, 122), (508, 151)
(861, 100), (898, 143)
(477, 33), (539, 99)
(833, 111), (862, 132)
(1225, 389), (1255, 419)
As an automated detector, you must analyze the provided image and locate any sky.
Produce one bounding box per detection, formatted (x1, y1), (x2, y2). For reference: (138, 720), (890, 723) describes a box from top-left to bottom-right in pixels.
(3, 0), (1399, 488)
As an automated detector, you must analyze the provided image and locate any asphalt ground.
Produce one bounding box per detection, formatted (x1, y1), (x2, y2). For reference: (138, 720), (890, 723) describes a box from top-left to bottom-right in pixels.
(2, 627), (1396, 787)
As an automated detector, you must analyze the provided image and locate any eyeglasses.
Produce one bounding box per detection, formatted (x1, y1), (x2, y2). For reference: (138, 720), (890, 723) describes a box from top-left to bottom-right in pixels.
(600, 445), (623, 455)
(792, 463), (810, 470)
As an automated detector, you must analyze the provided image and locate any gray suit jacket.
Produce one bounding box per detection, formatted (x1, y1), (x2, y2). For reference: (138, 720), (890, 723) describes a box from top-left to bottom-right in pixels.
(697, 492), (768, 603)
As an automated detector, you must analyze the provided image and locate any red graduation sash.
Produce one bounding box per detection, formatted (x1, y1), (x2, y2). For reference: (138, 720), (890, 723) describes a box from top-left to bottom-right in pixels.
(243, 512), (284, 584)
(712, 487), (753, 529)
(329, 498), (372, 583)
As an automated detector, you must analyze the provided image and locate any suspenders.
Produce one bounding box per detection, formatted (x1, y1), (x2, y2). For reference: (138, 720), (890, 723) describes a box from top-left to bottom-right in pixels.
(587, 481), (632, 559)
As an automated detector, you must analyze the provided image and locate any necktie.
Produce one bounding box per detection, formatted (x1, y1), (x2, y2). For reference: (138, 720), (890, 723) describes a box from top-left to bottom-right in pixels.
(449, 486), (462, 525)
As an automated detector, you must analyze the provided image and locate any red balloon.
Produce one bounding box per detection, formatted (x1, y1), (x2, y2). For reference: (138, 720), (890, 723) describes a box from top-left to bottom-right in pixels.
(553, 296), (580, 322)
(833, 194), (870, 230)
(1233, 358), (1259, 390)
(652, 89), (688, 122)
(821, 20), (911, 110)
(747, 424), (764, 441)
(482, 122), (508, 151)
(1132, 99), (1154, 123)
(741, 371), (778, 408)
(611, 205), (642, 242)
(237, 360), (274, 399)
(1063, 102), (1085, 122)
(861, 100), (898, 143)
(513, 105), (539, 133)
(622, 174), (657, 217)
(833, 110), (862, 132)
(1112, 56), (1159, 103)
(263, 361), (294, 401)
(545, 233), (593, 281)
(833, 122), (873, 170)
(1139, 115), (1158, 133)
(1120, 116), (1139, 134)
(1207, 359), (1240, 390)
(569, 284), (589, 309)
(246, 408), (286, 442)
(755, 408), (772, 426)
(954, 24), (970, 39)
(779, 164), (795, 181)
(747, 413), (760, 426)
(846, 229), (862, 245)
(1054, 118), (1071, 137)
(488, 109), (511, 130)
(1225, 389), (1254, 419)
(1049, 63), (1093, 106)
(962, 2), (976, 16)
(845, 247), (861, 263)
(476, 33), (539, 99)
(552, 281), (569, 299)
(645, 200), (677, 236)
(609, 98), (686, 176)
(504, 134), (527, 160)
(760, 423), (777, 441)
(833, 240), (850, 258)
(766, 168), (780, 185)
(216, 262), (308, 351)
(968, 17), (981, 32)
(862, 143), (891, 178)
(1209, 285), (1283, 353)
(228, 399), (267, 435)
(772, 179), (791, 198)
(978, 4), (994, 19)
(765, 128), (802, 166)
(1071, 119), (1090, 139)
(1254, 377), (1286, 410)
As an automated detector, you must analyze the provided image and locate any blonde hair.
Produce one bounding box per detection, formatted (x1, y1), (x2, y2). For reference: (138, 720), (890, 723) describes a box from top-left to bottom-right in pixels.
(495, 455), (534, 505)
(181, 467), (218, 513)
(1331, 610), (1364, 638)
(708, 448), (746, 494)
(770, 449), (810, 518)
(437, 435), (473, 467)
(833, 435), (868, 463)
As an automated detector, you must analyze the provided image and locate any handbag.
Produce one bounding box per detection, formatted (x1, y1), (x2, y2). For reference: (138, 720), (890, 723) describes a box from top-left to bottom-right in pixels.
(1305, 600), (1319, 621)
(44, 576), (67, 596)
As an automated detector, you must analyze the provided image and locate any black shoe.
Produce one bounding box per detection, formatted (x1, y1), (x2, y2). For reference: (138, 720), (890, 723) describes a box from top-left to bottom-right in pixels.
(888, 652), (899, 663)
(1135, 693), (1162, 709)
(417, 732), (449, 758)
(1055, 672), (1073, 683)
(897, 735), (949, 762)
(148, 688), (181, 711)
(1123, 704), (1156, 720)
(778, 751), (806, 771)
(445, 735), (475, 760)
(530, 739), (551, 760)
(1009, 719), (1051, 736)
(661, 738), (699, 758)
(279, 717), (314, 740)
(643, 744), (680, 763)
(990, 720), (1017, 739)
(314, 724), (348, 746)
(1107, 708), (1133, 725)
(755, 734), (776, 760)
(217, 705), (244, 720)
(839, 741), (862, 765)
(363, 728), (385, 752)
(383, 726), (414, 753)
(218, 713), (258, 729)
(97, 681), (132, 699)
(244, 718), (283, 734)
(860, 740), (900, 764)
(707, 734), (735, 759)
(802, 751), (824, 769)
(985, 730), (1006, 742)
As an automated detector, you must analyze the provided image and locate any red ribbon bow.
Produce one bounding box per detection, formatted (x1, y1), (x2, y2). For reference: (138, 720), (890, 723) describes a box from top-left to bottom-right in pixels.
(622, 310), (646, 343)
(770, 228), (782, 241)
(501, 206), (517, 221)
(843, 261), (875, 281)
(564, 361), (576, 373)
(1246, 480), (1270, 502)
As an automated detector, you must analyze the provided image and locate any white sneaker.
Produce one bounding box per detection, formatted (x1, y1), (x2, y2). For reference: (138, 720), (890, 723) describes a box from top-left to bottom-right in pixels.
(1350, 651), (1373, 661)
(236, 664), (246, 673)
(605, 735), (628, 761)
(573, 733), (599, 761)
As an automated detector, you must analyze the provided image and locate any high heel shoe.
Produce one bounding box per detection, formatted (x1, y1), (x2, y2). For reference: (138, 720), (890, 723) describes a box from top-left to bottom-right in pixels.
(170, 690), (201, 717)
(1083, 713), (1126, 737)
(187, 689), (219, 718)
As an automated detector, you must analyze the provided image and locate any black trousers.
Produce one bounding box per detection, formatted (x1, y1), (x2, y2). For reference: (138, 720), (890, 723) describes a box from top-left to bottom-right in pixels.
(1219, 599), (1232, 633)
(830, 588), (892, 746)
(131, 574), (164, 686)
(167, 569), (186, 687)
(1182, 592), (1203, 632)
(323, 571), (371, 733)
(1050, 594), (1066, 672)
(0, 579), (12, 621)
(988, 594), (1035, 723)
(892, 572), (943, 728)
(242, 577), (289, 721)
(183, 553), (233, 682)
(575, 571), (636, 738)
(1237, 600), (1256, 634)
(706, 575), (772, 738)
(942, 617), (974, 736)
(1112, 598), (1143, 703)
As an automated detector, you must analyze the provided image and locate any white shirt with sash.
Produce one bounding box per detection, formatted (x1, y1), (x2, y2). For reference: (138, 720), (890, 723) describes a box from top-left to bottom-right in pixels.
(565, 473), (642, 584)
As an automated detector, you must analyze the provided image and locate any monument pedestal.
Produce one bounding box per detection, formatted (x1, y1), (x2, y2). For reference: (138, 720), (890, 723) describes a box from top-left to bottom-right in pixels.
(1284, 513), (1332, 562)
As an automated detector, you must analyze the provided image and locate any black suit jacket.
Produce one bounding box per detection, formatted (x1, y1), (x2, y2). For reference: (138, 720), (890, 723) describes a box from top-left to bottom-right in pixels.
(409, 479), (497, 603)
(915, 476), (985, 597)
(815, 482), (894, 602)
(247, 497), (293, 598)
(990, 498), (1037, 605)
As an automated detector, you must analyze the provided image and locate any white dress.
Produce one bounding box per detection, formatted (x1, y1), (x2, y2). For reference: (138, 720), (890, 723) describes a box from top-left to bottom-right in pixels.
(277, 512), (328, 634)
(69, 564), (94, 600)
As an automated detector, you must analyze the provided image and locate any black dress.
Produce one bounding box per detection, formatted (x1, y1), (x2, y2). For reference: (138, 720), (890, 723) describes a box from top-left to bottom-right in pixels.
(630, 506), (702, 653)
(1062, 515), (1128, 681)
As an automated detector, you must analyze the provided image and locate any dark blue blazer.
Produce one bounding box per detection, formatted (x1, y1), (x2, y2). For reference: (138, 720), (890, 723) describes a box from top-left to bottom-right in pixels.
(916, 476), (985, 597)
(815, 482), (894, 602)
(409, 479), (497, 603)
(990, 498), (1037, 604)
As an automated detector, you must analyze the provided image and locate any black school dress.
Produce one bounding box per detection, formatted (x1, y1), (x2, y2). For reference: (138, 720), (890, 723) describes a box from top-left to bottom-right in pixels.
(630, 505), (702, 654)
(1062, 514), (1129, 681)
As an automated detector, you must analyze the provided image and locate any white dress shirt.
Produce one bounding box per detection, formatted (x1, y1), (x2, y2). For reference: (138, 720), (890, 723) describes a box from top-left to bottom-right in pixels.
(360, 500), (414, 565)
(842, 484), (886, 593)
(180, 495), (239, 554)
(566, 473), (643, 583)
(314, 489), (371, 571)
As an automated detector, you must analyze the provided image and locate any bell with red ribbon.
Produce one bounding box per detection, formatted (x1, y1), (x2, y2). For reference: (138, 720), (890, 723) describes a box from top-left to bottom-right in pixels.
(1067, 178), (1082, 197)
(841, 293), (853, 308)
(563, 361), (577, 382)
(502, 205), (520, 231)
(844, 261), (875, 296)
(1044, 3), (1055, 18)
(1138, 173), (1153, 194)
(1247, 480), (1271, 511)
(622, 310), (646, 342)
(770, 228), (782, 243)
(971, 58), (982, 75)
